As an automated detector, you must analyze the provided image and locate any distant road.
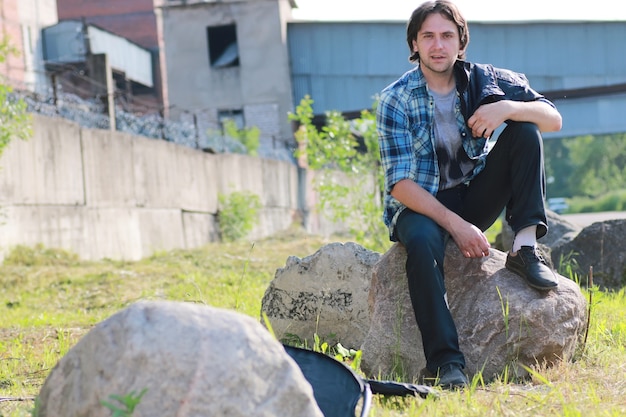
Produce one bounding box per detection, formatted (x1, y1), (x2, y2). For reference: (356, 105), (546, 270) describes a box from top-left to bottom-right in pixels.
(562, 211), (626, 227)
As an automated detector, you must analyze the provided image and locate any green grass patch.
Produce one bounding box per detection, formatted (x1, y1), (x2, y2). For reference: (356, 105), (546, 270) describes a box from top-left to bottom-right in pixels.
(1, 230), (626, 416)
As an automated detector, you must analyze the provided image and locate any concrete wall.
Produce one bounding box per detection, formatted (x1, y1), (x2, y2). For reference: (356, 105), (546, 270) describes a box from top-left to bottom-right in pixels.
(0, 114), (327, 261)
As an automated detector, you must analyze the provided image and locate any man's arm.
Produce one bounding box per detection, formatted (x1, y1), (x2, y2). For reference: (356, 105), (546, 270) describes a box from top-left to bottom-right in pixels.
(467, 100), (562, 139)
(391, 179), (491, 258)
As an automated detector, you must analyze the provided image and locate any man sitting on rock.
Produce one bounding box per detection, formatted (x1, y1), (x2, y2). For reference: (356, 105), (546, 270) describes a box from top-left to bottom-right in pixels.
(376, 0), (562, 389)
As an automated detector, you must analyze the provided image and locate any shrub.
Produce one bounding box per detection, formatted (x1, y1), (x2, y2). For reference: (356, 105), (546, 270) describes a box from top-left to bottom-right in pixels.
(217, 191), (261, 242)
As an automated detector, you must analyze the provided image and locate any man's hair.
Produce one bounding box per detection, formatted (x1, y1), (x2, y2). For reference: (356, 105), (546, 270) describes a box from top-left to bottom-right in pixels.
(406, 0), (470, 63)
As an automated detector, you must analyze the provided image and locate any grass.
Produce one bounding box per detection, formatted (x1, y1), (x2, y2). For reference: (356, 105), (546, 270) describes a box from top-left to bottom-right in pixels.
(1, 227), (626, 416)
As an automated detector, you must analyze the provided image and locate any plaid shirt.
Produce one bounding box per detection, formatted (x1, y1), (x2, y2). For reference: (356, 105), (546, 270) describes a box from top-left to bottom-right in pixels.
(377, 65), (490, 241)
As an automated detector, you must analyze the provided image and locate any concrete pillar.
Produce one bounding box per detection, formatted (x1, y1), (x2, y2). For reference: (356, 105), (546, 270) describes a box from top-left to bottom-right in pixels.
(88, 53), (116, 131)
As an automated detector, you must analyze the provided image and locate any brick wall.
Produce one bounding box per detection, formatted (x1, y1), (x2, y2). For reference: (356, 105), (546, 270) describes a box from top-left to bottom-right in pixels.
(57, 0), (158, 49)
(0, 0), (25, 87)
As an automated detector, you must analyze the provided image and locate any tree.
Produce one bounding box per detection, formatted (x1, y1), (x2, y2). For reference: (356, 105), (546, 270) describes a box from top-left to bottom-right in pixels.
(544, 136), (575, 198)
(565, 134), (626, 198)
(0, 37), (32, 158)
(289, 95), (389, 252)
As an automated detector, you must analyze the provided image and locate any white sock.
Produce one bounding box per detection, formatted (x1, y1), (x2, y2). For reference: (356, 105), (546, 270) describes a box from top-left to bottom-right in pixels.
(512, 225), (537, 253)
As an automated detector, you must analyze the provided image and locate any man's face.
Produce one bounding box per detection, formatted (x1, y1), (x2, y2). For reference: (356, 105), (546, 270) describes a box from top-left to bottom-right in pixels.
(412, 12), (463, 76)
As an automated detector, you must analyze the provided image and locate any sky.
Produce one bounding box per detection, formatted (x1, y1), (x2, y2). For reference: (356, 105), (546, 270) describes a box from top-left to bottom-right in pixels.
(291, 0), (626, 22)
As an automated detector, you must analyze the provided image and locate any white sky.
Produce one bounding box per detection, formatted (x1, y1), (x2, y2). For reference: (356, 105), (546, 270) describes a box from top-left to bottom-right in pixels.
(291, 0), (626, 22)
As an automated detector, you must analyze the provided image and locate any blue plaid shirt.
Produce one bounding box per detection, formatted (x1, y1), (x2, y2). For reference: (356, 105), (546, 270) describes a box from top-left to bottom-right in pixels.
(377, 65), (490, 241)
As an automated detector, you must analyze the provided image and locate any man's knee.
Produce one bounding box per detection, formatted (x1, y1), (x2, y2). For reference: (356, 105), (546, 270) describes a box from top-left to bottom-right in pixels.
(501, 121), (543, 153)
(397, 213), (444, 257)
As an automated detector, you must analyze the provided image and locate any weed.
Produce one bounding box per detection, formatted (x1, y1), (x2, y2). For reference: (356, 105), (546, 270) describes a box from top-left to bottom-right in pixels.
(334, 343), (363, 373)
(558, 250), (581, 285)
(100, 389), (147, 417)
(496, 286), (510, 340)
(261, 311), (276, 339)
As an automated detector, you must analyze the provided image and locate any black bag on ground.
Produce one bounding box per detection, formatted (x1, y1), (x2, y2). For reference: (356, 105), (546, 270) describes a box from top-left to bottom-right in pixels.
(283, 344), (436, 417)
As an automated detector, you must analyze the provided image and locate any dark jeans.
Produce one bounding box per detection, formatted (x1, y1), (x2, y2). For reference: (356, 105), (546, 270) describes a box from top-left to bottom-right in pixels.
(395, 122), (548, 372)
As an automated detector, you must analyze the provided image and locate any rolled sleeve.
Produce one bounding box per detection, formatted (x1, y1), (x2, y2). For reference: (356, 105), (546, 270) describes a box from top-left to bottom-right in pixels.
(377, 91), (416, 193)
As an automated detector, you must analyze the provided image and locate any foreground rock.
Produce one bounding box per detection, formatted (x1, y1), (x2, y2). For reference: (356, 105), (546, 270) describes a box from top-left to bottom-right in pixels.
(37, 301), (323, 417)
(261, 242), (380, 348)
(551, 219), (626, 289)
(361, 243), (588, 381)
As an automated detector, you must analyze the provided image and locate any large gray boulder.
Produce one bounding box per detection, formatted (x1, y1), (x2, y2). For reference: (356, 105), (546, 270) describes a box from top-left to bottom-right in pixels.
(261, 242), (380, 349)
(360, 242), (588, 382)
(551, 219), (626, 289)
(37, 301), (323, 417)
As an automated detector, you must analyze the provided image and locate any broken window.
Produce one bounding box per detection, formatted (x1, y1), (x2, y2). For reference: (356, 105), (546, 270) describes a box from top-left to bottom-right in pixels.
(218, 109), (244, 131)
(207, 24), (239, 68)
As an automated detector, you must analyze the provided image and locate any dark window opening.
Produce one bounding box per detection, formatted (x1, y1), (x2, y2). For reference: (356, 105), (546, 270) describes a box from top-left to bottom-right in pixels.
(218, 109), (244, 132)
(207, 24), (239, 68)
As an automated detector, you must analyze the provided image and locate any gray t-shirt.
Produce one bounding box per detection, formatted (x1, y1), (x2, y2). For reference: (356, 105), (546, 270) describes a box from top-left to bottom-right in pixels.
(432, 89), (476, 190)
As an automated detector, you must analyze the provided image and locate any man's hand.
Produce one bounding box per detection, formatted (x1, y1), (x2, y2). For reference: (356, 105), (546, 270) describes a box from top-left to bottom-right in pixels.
(467, 101), (511, 139)
(468, 99), (563, 135)
(447, 216), (491, 258)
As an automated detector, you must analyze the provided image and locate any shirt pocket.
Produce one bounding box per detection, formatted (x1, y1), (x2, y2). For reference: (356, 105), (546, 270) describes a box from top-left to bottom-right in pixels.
(411, 122), (432, 157)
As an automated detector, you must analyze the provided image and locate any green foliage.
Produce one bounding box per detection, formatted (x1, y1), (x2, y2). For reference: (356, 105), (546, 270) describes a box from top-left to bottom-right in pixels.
(0, 37), (32, 158)
(222, 119), (260, 156)
(289, 95), (389, 251)
(334, 342), (363, 373)
(566, 134), (626, 198)
(100, 389), (147, 417)
(284, 331), (364, 374)
(544, 134), (626, 203)
(217, 191), (261, 242)
(544, 136), (575, 198)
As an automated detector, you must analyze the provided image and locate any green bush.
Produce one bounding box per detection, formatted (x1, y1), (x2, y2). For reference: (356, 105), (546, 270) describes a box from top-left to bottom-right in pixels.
(568, 190), (626, 213)
(217, 191), (262, 242)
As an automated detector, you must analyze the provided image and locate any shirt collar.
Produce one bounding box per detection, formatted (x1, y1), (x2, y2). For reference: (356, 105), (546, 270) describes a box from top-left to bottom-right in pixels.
(406, 60), (471, 93)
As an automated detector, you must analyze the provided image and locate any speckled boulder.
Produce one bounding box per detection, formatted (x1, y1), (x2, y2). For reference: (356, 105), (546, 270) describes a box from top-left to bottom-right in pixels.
(37, 301), (323, 417)
(261, 242), (380, 349)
